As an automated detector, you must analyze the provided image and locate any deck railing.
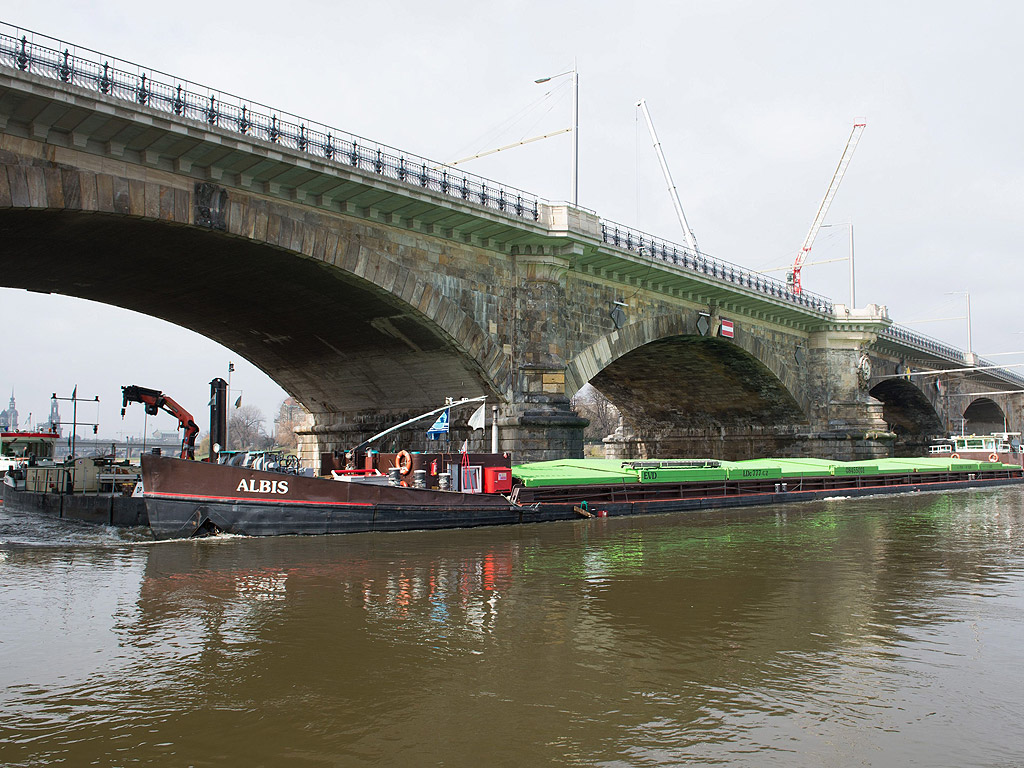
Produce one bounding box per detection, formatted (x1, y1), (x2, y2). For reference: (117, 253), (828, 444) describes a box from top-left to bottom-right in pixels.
(880, 325), (1024, 388)
(878, 324), (968, 364)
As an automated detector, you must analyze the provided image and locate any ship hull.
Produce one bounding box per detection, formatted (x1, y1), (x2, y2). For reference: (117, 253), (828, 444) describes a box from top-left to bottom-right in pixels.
(141, 454), (520, 539)
(141, 455), (1024, 540)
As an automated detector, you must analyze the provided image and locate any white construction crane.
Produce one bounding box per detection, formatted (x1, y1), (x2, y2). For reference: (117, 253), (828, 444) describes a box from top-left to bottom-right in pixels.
(636, 98), (699, 254)
(788, 121), (866, 295)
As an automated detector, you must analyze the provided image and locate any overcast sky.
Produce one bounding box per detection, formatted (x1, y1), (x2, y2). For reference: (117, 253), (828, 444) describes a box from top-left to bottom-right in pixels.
(3, 0), (1022, 439)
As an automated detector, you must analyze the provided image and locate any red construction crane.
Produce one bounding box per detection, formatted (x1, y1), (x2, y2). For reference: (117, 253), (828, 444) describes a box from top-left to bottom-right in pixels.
(788, 121), (866, 295)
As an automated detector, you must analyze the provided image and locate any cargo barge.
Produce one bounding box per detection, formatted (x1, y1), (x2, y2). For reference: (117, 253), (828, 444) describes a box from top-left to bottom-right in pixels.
(139, 452), (1024, 540)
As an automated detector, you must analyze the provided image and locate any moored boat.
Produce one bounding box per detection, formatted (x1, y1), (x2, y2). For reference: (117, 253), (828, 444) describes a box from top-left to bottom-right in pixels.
(0, 428), (59, 473)
(929, 432), (1023, 466)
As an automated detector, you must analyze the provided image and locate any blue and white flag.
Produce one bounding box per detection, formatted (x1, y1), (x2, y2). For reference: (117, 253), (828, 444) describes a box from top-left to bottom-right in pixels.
(426, 408), (450, 440)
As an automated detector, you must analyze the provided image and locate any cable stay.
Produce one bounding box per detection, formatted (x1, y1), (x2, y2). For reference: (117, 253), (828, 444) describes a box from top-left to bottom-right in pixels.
(450, 127), (572, 166)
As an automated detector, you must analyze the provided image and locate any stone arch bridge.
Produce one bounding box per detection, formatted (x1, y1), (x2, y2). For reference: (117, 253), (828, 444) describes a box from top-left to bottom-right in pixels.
(1, 27), (1020, 461)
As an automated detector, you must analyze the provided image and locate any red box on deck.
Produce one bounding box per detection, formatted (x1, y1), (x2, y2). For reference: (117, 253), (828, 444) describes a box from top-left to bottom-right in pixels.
(483, 467), (512, 494)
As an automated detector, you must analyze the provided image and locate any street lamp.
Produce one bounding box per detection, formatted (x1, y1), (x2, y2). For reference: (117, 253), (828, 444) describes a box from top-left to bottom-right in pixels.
(535, 60), (578, 206)
(820, 221), (855, 308)
(945, 290), (973, 356)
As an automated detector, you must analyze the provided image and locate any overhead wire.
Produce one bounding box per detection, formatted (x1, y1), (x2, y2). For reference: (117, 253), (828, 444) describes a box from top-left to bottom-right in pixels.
(515, 80), (572, 142)
(751, 226), (847, 274)
(446, 79), (572, 165)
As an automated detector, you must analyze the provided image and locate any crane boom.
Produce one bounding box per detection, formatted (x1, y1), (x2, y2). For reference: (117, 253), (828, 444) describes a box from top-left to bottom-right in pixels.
(121, 385), (200, 460)
(636, 98), (699, 255)
(788, 121), (865, 294)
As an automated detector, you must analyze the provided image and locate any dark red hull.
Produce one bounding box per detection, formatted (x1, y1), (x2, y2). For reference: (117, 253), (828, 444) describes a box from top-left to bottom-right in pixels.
(141, 454), (518, 539)
(141, 455), (1024, 540)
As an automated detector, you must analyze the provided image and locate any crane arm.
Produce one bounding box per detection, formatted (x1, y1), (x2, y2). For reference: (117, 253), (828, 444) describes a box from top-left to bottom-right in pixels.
(636, 98), (700, 255)
(121, 385), (200, 460)
(789, 121), (865, 294)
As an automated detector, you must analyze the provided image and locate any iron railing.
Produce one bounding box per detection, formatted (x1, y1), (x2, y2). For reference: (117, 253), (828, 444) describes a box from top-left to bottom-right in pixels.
(880, 324), (1024, 388)
(878, 324), (967, 364)
(600, 221), (835, 315)
(0, 23), (542, 223)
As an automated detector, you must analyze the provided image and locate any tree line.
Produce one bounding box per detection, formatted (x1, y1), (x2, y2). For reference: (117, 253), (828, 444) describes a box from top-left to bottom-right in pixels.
(196, 397), (305, 455)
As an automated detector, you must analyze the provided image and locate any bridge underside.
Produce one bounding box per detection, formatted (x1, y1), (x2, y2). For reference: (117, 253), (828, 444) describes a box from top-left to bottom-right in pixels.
(592, 336), (809, 460)
(964, 397), (1006, 435)
(0, 210), (491, 422)
(868, 379), (944, 456)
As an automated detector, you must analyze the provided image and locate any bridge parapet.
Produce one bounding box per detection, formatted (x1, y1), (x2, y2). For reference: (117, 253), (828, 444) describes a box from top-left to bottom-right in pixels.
(599, 219), (835, 315)
(877, 324), (1024, 389)
(0, 22), (545, 224)
(878, 324), (967, 365)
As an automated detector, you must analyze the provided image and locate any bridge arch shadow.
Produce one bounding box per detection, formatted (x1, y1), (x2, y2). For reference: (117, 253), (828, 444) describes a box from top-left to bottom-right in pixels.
(868, 378), (944, 454)
(569, 323), (809, 459)
(963, 397), (1006, 434)
(0, 207), (505, 423)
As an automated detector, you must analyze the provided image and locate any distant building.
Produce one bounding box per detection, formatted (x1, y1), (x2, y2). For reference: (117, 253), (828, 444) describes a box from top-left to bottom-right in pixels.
(49, 397), (61, 436)
(1, 391), (61, 434)
(0, 390), (18, 431)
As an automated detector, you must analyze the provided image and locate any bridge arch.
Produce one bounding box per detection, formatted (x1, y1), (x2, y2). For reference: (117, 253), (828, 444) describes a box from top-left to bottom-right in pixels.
(568, 312), (810, 412)
(962, 397), (1006, 434)
(0, 159), (510, 425)
(567, 314), (809, 459)
(867, 378), (944, 454)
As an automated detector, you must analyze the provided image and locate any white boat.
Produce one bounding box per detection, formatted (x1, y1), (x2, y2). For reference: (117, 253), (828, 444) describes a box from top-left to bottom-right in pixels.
(0, 429), (60, 472)
(929, 432), (1023, 465)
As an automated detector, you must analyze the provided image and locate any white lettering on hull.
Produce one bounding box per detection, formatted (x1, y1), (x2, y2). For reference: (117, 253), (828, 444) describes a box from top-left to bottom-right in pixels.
(236, 478), (290, 494)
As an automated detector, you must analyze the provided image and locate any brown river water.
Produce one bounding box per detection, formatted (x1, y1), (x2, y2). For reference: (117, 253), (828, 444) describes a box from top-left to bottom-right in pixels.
(2, 486), (1024, 767)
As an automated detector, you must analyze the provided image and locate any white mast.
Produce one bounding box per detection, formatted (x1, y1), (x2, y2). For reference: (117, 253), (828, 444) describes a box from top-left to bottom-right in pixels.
(636, 98), (699, 255)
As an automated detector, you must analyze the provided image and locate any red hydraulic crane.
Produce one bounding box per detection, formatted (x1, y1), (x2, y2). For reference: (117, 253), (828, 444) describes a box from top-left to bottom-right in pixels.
(787, 121), (866, 295)
(121, 385), (200, 460)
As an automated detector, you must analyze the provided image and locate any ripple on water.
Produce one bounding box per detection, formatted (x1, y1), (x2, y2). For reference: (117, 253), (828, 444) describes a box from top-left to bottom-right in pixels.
(0, 505), (153, 548)
(2, 487), (1024, 766)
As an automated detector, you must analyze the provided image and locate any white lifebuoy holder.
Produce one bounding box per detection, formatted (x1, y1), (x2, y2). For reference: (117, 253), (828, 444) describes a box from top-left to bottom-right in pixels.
(951, 453), (960, 459)
(989, 453), (999, 463)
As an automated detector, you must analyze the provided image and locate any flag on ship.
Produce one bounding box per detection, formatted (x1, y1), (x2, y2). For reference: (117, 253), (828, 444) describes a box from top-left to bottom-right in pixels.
(468, 403), (486, 431)
(426, 409), (450, 440)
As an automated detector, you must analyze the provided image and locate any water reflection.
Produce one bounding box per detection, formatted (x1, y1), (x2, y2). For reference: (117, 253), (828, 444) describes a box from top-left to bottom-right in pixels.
(2, 487), (1024, 766)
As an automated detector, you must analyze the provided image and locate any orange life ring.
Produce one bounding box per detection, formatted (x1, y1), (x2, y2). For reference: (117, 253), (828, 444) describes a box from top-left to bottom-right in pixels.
(989, 453), (999, 463)
(951, 453), (960, 459)
(396, 450), (412, 475)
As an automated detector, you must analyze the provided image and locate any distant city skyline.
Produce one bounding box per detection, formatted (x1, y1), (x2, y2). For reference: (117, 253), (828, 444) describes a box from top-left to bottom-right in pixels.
(0, 389), (63, 434)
